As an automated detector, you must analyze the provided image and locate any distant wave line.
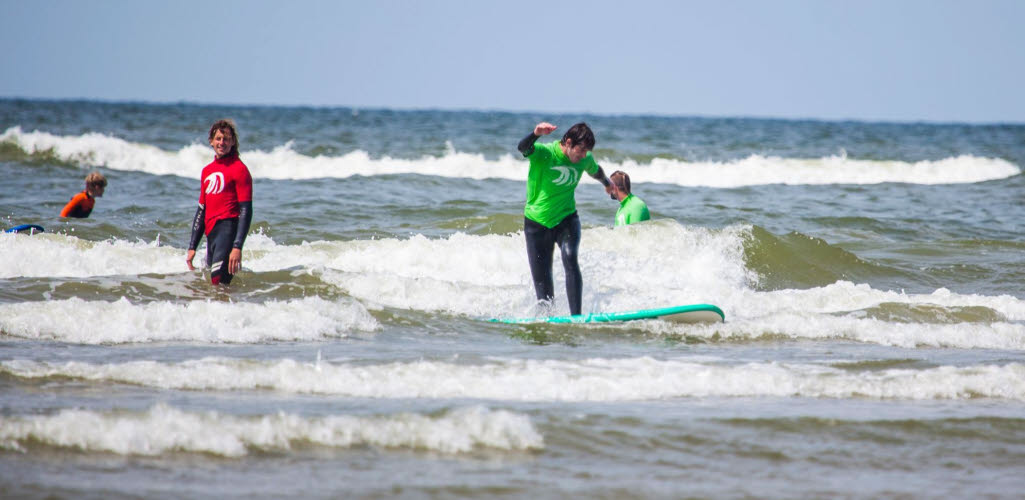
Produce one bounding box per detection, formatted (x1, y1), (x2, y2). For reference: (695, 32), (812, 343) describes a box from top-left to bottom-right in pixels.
(3, 126), (1019, 186)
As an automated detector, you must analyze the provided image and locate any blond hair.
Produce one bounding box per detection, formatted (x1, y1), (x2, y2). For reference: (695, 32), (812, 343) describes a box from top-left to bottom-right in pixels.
(85, 171), (107, 188)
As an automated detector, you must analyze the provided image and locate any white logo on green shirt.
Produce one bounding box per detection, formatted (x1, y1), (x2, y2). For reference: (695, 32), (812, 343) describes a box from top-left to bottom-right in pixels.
(551, 166), (579, 186)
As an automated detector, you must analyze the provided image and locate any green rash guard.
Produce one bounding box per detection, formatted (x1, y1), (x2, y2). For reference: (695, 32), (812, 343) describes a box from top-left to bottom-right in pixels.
(615, 193), (650, 226)
(524, 140), (600, 228)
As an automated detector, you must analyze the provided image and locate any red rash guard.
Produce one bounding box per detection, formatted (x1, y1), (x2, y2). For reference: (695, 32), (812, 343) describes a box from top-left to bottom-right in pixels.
(199, 153), (253, 235)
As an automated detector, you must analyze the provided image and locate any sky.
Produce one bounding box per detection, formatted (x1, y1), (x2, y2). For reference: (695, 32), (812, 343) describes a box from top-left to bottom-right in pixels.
(2, 0), (1023, 123)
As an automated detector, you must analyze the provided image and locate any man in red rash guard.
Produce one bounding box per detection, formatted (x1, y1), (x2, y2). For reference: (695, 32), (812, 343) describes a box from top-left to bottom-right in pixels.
(186, 119), (253, 285)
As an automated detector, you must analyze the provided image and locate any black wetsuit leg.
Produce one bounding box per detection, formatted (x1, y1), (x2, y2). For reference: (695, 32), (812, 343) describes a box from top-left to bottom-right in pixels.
(524, 217), (557, 305)
(524, 212), (583, 315)
(206, 217), (239, 285)
(554, 213), (583, 316)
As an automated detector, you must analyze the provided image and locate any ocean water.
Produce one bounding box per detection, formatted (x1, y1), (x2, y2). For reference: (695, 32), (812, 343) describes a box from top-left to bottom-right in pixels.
(2, 99), (1025, 499)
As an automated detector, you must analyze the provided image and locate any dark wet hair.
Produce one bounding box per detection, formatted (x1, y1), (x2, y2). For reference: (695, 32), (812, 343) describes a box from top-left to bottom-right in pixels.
(560, 122), (595, 150)
(610, 170), (631, 194)
(208, 119), (240, 157)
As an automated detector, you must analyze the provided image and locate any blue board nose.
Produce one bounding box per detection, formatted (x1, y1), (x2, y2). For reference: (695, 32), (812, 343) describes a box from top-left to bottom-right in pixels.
(5, 224), (45, 234)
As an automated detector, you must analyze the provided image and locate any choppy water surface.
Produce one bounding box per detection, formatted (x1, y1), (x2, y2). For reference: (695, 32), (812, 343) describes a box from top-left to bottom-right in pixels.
(2, 99), (1025, 499)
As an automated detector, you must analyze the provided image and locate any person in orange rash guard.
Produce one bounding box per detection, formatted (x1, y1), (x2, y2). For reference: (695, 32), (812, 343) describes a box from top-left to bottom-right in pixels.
(60, 171), (107, 218)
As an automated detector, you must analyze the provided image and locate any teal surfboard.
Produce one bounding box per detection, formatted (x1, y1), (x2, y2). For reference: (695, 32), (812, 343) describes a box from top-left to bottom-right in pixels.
(490, 303), (724, 325)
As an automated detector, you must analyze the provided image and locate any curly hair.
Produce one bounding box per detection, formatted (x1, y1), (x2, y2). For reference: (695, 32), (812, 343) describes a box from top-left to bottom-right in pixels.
(208, 119), (240, 157)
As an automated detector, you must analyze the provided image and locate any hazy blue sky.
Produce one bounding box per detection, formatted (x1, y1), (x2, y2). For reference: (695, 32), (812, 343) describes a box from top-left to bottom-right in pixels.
(2, 0), (1022, 123)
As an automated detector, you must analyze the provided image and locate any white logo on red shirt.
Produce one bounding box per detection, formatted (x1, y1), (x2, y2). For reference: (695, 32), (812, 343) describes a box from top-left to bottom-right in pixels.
(204, 172), (225, 194)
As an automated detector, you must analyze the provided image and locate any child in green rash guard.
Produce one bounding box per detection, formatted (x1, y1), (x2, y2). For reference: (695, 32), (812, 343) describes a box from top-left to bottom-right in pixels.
(609, 170), (650, 226)
(517, 122), (613, 316)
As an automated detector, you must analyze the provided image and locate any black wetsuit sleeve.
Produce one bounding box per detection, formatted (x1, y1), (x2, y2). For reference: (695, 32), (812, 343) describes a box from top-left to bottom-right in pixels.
(590, 166), (612, 188)
(232, 201), (252, 250)
(517, 132), (539, 157)
(188, 204), (205, 251)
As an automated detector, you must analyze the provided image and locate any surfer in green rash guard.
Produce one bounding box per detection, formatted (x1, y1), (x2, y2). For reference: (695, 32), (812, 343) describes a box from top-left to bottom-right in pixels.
(517, 122), (613, 316)
(609, 170), (650, 226)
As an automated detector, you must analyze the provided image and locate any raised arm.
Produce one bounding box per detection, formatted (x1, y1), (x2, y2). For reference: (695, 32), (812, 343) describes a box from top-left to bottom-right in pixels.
(517, 122), (558, 157)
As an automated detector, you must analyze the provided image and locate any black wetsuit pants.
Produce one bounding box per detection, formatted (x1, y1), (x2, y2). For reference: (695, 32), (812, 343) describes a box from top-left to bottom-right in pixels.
(524, 212), (582, 315)
(207, 217), (239, 285)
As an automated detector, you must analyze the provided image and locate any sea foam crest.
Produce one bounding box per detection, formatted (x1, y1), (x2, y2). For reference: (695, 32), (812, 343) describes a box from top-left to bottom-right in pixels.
(0, 296), (378, 344)
(244, 222), (1025, 349)
(7, 222), (1025, 350)
(313, 221), (752, 317)
(3, 126), (1018, 186)
(0, 230), (283, 279)
(0, 404), (543, 456)
(701, 282), (1025, 350)
(618, 154), (1021, 187)
(0, 231), (182, 278)
(0, 218), (750, 317)
(5, 357), (1023, 401)
(1, 126), (210, 177)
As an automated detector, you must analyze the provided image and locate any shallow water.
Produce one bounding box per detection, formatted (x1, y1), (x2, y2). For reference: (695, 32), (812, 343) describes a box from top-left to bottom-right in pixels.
(2, 99), (1025, 498)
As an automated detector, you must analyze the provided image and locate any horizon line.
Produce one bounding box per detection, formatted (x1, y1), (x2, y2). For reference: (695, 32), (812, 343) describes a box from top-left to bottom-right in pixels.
(2, 95), (1023, 128)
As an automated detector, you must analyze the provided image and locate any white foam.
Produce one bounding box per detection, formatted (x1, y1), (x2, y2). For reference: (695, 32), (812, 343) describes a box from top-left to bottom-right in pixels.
(1, 126), (210, 177)
(0, 219), (747, 313)
(244, 224), (1025, 352)
(618, 153), (1021, 187)
(3, 126), (1018, 185)
(304, 221), (752, 318)
(0, 231), (288, 279)
(0, 231), (182, 278)
(6, 221), (1025, 349)
(0, 296), (378, 344)
(704, 312), (1025, 350)
(4, 357), (1023, 402)
(688, 282), (1025, 350)
(0, 403), (542, 456)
